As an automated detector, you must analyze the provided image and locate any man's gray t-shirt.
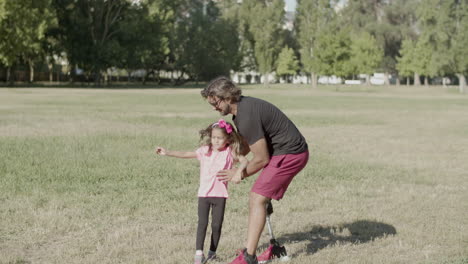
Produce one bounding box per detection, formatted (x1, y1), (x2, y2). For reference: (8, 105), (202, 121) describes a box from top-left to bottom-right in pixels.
(233, 96), (308, 156)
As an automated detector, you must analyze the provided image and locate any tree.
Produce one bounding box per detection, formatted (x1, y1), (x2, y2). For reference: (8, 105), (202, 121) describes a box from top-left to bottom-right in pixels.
(396, 39), (416, 85)
(415, 0), (445, 86)
(116, 0), (169, 84)
(426, 0), (468, 93)
(236, 0), (259, 75)
(0, 0), (56, 83)
(348, 32), (383, 84)
(296, 0), (335, 88)
(276, 46), (300, 82)
(340, 0), (414, 85)
(314, 27), (352, 81)
(241, 0), (285, 85)
(412, 39), (432, 86)
(450, 0), (468, 93)
(383, 0), (418, 85)
(171, 0), (240, 82)
(53, 0), (132, 85)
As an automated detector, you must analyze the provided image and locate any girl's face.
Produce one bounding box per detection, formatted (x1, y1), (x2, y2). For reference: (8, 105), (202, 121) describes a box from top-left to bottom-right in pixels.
(211, 128), (229, 151)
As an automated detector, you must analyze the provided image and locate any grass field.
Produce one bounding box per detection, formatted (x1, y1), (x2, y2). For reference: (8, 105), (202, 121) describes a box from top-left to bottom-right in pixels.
(0, 84), (467, 264)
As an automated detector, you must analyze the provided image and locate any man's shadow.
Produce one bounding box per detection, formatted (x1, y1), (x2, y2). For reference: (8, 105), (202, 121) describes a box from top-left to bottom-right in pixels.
(263, 220), (397, 257)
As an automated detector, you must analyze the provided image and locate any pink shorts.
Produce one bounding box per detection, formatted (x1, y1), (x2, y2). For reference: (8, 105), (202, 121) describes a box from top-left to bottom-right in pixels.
(252, 150), (309, 200)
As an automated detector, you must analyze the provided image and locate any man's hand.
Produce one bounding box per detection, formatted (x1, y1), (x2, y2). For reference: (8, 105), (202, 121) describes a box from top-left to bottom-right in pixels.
(231, 170), (244, 184)
(216, 168), (238, 183)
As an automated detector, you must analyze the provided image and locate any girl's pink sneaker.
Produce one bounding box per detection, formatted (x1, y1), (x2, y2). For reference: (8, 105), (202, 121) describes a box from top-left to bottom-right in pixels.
(194, 253), (205, 264)
(206, 250), (217, 261)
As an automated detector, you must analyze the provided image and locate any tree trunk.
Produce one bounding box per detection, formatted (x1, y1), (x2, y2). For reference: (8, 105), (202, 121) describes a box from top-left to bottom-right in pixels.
(406, 77), (410, 86)
(442, 77), (447, 88)
(8, 65), (15, 85)
(57, 65), (61, 83)
(155, 70), (161, 84)
(28, 60), (34, 83)
(311, 72), (317, 89)
(396, 76), (400, 86)
(414, 73), (421, 86)
(104, 72), (109, 85)
(175, 71), (186, 85)
(48, 62), (53, 82)
(70, 65), (76, 83)
(6, 67), (11, 83)
(424, 76), (429, 86)
(263, 74), (269, 86)
(458, 74), (466, 94)
(365, 75), (371, 86)
(142, 72), (147, 85)
(384, 72), (390, 85)
(94, 71), (101, 86)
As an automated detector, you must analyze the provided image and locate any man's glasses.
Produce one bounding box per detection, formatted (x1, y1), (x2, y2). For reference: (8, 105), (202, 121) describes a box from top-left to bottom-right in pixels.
(209, 98), (223, 108)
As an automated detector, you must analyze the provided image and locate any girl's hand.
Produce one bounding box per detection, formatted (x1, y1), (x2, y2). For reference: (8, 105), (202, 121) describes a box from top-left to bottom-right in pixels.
(155, 147), (167, 155)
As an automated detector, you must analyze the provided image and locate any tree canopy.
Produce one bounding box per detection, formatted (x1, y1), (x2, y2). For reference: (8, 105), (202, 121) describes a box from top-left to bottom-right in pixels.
(0, 0), (466, 91)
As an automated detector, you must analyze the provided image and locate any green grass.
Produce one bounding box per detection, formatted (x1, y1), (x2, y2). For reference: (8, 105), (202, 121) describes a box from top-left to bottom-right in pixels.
(0, 85), (467, 264)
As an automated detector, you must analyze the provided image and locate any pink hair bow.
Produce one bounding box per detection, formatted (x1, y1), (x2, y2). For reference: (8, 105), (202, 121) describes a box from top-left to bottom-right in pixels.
(217, 119), (233, 134)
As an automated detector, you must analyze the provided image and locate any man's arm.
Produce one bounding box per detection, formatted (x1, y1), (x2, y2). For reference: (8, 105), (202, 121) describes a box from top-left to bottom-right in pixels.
(216, 138), (270, 183)
(230, 155), (249, 184)
(243, 138), (269, 178)
(240, 136), (251, 156)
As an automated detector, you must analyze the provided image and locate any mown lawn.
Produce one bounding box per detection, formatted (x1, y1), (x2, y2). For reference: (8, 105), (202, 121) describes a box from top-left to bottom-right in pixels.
(0, 84), (467, 264)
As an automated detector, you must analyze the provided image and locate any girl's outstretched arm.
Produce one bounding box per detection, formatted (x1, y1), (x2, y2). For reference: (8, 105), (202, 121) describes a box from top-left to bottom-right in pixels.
(155, 146), (197, 159)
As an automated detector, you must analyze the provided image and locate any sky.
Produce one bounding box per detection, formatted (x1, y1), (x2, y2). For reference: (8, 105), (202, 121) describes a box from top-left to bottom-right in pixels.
(285, 0), (296, 12)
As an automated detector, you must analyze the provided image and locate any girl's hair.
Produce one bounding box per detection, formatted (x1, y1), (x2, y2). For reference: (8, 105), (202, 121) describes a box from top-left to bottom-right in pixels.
(199, 119), (244, 157)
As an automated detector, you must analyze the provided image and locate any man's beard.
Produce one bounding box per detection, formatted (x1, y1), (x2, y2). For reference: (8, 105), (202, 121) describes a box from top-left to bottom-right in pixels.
(220, 104), (231, 116)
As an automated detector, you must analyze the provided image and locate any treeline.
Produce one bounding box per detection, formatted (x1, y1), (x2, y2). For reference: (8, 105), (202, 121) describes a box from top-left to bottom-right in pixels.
(0, 0), (467, 92)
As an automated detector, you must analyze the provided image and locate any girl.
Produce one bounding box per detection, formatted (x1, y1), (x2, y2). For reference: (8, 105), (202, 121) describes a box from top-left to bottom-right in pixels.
(155, 119), (248, 264)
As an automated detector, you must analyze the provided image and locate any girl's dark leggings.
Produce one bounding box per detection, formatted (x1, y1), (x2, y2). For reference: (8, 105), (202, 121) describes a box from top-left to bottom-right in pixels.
(196, 197), (227, 252)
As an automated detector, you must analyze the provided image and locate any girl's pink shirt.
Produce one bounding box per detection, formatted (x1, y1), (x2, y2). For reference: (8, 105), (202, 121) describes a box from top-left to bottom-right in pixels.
(195, 145), (233, 198)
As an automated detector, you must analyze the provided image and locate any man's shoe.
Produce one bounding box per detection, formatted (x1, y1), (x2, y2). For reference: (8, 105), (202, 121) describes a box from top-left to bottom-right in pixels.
(229, 249), (258, 264)
(257, 245), (274, 263)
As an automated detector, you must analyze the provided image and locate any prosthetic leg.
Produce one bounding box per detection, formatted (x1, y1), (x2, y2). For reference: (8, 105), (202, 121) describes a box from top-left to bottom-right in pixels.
(258, 201), (290, 263)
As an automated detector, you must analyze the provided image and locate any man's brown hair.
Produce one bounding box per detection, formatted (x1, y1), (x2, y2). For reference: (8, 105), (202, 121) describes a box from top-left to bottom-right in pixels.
(201, 76), (242, 103)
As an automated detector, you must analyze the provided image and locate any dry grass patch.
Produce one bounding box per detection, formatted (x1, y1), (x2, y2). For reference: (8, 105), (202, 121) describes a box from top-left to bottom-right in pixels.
(0, 85), (467, 264)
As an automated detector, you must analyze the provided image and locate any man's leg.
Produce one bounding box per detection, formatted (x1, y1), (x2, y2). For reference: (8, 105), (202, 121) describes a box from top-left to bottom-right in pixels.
(246, 191), (271, 256)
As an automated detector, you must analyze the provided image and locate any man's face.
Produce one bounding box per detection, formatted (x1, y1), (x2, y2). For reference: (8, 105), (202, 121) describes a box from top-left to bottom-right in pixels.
(207, 96), (230, 116)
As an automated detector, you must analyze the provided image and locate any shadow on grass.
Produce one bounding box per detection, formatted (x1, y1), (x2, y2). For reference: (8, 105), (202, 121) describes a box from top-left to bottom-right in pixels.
(266, 220), (397, 257)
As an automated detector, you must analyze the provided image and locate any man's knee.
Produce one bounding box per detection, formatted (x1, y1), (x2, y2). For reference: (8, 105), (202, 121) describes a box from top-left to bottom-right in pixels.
(249, 191), (270, 207)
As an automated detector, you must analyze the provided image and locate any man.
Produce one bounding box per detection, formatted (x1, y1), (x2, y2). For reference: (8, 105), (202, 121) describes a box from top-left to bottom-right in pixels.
(201, 76), (309, 264)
